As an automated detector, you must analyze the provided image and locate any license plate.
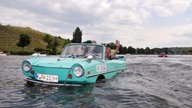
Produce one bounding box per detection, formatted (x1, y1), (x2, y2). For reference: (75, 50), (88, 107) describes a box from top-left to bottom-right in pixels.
(37, 73), (58, 82)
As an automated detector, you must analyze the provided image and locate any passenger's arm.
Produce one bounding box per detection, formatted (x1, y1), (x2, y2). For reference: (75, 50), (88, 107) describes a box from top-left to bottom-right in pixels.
(110, 40), (120, 58)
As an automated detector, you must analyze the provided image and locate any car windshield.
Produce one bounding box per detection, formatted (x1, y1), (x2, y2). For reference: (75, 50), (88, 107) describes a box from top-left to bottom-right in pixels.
(60, 44), (103, 60)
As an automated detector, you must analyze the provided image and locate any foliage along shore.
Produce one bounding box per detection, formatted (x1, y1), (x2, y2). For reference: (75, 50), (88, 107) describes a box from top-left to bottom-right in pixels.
(0, 24), (69, 55)
(0, 24), (192, 55)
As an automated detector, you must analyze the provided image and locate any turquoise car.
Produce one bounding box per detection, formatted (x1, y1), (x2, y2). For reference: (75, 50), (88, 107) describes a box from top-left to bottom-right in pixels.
(22, 43), (126, 86)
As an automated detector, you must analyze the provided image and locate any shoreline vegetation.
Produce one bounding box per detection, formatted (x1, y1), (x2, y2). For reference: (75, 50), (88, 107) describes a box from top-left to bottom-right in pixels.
(0, 24), (192, 55)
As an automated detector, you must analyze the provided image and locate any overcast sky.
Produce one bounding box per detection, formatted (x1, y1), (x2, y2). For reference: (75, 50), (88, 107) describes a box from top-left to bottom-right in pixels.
(0, 0), (192, 48)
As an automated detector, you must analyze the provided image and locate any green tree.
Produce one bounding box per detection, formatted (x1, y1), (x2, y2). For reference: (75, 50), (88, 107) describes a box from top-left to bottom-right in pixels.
(17, 34), (31, 51)
(162, 48), (168, 54)
(137, 48), (145, 54)
(33, 48), (45, 53)
(106, 42), (116, 49)
(71, 27), (82, 43)
(63, 39), (71, 47)
(44, 34), (53, 54)
(51, 37), (59, 55)
(123, 46), (128, 54)
(127, 46), (136, 54)
(152, 48), (162, 54)
(83, 40), (92, 43)
(119, 45), (124, 54)
(189, 49), (192, 54)
(145, 47), (151, 54)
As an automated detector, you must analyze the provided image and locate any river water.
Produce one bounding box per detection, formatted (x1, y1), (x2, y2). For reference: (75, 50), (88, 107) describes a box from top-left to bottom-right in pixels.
(0, 55), (192, 108)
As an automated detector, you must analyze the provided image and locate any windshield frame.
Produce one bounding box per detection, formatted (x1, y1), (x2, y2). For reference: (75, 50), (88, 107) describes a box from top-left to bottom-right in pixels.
(60, 43), (105, 60)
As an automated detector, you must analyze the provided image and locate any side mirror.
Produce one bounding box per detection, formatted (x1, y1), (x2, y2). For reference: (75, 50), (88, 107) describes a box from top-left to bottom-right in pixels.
(87, 55), (93, 62)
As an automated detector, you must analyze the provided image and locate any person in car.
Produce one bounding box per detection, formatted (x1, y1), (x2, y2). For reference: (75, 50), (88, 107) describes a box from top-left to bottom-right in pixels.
(105, 40), (120, 60)
(92, 40), (120, 60)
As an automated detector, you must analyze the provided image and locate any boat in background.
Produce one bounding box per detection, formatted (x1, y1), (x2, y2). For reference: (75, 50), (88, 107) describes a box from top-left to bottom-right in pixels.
(0, 51), (7, 56)
(32, 52), (46, 57)
(158, 53), (167, 57)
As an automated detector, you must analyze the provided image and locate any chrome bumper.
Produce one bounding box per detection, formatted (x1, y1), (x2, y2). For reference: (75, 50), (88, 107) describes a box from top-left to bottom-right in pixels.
(24, 78), (83, 86)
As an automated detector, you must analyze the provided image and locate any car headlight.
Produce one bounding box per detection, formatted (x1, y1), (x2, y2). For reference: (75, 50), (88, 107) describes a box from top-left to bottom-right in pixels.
(73, 66), (84, 77)
(23, 61), (31, 72)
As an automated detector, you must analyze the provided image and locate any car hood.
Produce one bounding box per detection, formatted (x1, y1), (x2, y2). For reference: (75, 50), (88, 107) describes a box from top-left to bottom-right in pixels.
(27, 57), (87, 68)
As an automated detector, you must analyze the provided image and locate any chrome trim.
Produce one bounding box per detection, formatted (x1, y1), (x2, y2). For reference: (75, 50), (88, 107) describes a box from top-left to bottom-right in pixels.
(32, 65), (70, 69)
(24, 78), (83, 86)
(86, 68), (126, 78)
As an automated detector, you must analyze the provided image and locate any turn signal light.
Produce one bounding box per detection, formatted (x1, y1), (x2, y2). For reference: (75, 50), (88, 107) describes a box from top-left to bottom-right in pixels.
(30, 70), (34, 75)
(88, 70), (90, 74)
(68, 74), (72, 79)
